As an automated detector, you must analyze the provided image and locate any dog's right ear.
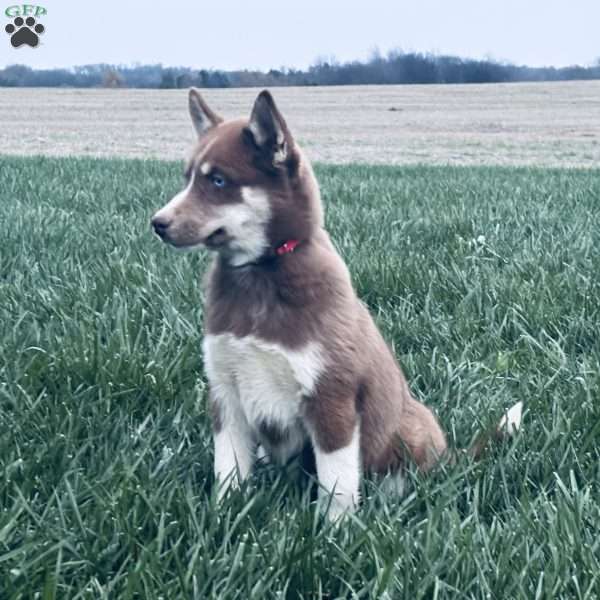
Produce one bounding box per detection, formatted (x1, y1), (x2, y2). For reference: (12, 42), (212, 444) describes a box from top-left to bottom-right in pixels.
(188, 88), (223, 136)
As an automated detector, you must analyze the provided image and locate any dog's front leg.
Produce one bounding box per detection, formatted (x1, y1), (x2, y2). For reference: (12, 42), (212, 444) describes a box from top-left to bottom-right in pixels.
(212, 402), (255, 501)
(307, 407), (361, 519)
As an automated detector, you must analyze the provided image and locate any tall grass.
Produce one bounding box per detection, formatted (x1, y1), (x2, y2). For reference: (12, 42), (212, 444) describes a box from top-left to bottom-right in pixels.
(1, 156), (599, 598)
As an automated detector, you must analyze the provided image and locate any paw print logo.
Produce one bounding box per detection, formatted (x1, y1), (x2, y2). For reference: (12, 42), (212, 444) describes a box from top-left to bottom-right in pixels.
(5, 16), (45, 48)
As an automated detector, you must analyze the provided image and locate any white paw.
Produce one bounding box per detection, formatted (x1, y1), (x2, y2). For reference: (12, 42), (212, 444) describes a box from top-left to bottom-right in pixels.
(256, 444), (270, 464)
(215, 471), (239, 502)
(319, 489), (358, 520)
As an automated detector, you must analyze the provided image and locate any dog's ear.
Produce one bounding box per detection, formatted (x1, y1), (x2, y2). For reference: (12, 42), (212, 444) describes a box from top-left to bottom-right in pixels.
(188, 88), (223, 136)
(246, 90), (294, 166)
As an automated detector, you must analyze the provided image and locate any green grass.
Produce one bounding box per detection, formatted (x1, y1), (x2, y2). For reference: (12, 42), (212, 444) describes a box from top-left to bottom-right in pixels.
(1, 155), (600, 599)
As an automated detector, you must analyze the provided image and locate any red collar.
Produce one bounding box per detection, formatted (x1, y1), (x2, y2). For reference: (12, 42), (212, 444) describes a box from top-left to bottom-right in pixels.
(275, 239), (300, 256)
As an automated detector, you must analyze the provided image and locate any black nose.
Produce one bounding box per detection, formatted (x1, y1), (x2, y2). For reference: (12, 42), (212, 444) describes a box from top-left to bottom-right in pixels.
(152, 216), (171, 237)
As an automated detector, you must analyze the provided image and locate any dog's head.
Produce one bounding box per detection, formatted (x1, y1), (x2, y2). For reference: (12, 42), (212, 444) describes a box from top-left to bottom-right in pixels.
(151, 89), (322, 267)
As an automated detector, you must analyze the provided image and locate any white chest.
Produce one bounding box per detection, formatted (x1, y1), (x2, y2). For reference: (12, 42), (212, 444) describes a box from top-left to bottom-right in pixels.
(203, 333), (324, 432)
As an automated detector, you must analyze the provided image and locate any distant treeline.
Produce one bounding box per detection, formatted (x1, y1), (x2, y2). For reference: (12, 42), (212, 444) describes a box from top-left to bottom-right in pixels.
(2, 51), (600, 88)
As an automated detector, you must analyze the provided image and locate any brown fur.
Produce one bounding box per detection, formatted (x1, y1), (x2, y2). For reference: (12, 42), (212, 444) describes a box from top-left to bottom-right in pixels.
(152, 89), (511, 481)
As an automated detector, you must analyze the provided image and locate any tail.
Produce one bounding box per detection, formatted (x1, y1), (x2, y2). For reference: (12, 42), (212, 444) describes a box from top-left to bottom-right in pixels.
(467, 401), (523, 460)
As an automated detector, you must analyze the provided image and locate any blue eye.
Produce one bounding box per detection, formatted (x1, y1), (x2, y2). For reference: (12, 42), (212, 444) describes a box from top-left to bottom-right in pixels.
(210, 173), (226, 188)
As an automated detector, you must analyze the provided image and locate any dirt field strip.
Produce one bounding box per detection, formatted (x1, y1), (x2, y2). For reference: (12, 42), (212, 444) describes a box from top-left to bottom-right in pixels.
(1, 81), (599, 167)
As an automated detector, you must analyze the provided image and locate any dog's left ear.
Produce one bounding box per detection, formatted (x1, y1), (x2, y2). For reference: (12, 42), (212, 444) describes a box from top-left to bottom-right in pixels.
(246, 90), (295, 166)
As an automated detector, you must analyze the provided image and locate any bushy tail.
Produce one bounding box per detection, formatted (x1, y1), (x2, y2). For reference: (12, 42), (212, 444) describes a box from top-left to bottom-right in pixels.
(468, 401), (523, 460)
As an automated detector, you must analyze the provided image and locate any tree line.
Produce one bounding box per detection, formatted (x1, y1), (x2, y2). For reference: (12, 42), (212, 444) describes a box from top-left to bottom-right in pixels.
(1, 51), (599, 88)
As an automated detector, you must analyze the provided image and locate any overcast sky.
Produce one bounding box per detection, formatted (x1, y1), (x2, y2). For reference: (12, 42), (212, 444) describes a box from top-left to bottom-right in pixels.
(1, 0), (598, 70)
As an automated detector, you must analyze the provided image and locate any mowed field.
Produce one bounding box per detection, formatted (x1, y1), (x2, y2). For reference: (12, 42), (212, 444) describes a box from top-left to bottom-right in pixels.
(1, 150), (600, 597)
(1, 80), (600, 167)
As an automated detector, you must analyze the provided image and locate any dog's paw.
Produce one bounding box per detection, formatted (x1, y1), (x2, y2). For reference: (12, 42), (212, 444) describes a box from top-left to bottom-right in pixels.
(5, 16), (45, 48)
(256, 444), (271, 464)
(318, 489), (358, 521)
(215, 472), (240, 503)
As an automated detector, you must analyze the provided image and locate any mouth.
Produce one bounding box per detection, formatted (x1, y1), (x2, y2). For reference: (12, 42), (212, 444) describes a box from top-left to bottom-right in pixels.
(204, 227), (228, 248)
(152, 223), (229, 250)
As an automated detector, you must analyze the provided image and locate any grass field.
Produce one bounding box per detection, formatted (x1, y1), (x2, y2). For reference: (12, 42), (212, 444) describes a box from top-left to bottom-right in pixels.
(1, 155), (600, 598)
(2, 81), (600, 167)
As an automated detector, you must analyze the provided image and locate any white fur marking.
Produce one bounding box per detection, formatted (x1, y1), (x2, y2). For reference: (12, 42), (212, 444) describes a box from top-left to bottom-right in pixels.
(216, 186), (271, 266)
(152, 172), (195, 225)
(313, 423), (361, 519)
(204, 333), (325, 467)
(248, 121), (265, 146)
(196, 196), (269, 266)
(273, 146), (287, 163)
(498, 401), (523, 434)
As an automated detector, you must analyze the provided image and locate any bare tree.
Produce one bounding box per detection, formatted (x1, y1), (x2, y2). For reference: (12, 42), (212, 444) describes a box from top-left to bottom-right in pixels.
(102, 69), (124, 88)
